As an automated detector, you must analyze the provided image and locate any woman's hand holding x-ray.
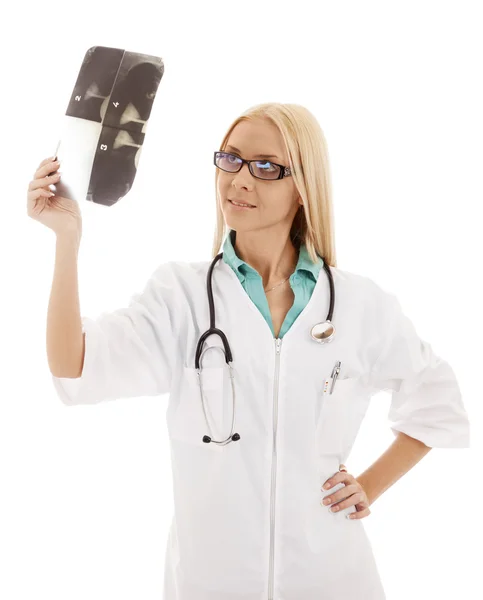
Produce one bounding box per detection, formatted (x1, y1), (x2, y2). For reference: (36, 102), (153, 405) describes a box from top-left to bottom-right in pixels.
(27, 156), (82, 237)
(321, 464), (372, 520)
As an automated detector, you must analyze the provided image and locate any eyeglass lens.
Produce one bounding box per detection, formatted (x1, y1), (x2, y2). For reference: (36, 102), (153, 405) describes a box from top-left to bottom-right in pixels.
(215, 152), (281, 180)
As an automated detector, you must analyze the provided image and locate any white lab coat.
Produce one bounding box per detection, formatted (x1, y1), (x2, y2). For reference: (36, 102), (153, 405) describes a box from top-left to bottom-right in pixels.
(51, 258), (470, 600)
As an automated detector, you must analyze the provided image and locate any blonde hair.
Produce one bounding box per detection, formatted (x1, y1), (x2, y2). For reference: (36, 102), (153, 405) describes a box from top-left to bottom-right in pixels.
(212, 102), (337, 267)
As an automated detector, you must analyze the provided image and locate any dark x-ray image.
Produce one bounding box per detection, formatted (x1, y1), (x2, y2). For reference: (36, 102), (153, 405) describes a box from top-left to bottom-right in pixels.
(52, 45), (164, 207)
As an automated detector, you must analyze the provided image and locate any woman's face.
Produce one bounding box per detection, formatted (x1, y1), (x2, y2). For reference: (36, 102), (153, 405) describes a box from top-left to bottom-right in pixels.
(217, 118), (302, 235)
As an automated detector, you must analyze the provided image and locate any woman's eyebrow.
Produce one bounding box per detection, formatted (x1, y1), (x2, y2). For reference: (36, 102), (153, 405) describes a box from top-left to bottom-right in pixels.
(225, 145), (280, 160)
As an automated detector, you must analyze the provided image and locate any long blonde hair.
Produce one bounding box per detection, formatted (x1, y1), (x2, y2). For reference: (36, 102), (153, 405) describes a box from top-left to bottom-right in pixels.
(212, 102), (337, 267)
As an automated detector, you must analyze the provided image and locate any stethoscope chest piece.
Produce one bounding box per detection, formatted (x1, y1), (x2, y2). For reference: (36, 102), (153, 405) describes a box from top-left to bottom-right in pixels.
(309, 259), (336, 344)
(310, 320), (335, 343)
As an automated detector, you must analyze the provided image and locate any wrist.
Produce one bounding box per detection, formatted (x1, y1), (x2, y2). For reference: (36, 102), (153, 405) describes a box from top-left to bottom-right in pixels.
(356, 476), (376, 506)
(56, 228), (81, 245)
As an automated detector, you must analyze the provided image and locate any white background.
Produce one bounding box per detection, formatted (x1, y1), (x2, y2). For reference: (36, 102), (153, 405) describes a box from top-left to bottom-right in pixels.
(2, 1), (481, 598)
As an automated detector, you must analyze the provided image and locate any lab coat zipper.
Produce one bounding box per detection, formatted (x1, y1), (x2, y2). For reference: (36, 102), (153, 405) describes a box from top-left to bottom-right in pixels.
(268, 336), (282, 600)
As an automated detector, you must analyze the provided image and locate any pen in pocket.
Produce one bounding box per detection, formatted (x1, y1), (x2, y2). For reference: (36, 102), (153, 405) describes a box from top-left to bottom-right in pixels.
(323, 360), (341, 395)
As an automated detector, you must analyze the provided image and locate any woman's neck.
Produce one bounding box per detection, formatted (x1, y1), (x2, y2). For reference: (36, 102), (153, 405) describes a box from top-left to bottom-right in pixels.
(231, 229), (299, 287)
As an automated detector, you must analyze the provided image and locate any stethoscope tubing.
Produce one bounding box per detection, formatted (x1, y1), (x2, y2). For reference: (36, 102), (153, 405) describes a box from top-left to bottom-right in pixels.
(195, 251), (335, 445)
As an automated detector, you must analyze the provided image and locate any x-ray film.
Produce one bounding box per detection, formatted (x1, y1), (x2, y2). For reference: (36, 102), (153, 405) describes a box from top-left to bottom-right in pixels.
(51, 45), (164, 206)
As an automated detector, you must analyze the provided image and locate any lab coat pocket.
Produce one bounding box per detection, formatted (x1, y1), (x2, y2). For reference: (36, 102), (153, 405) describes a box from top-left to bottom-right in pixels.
(170, 366), (225, 447)
(315, 376), (364, 459)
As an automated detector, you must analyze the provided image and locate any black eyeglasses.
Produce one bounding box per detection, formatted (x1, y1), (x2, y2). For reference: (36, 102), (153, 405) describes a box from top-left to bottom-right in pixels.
(213, 151), (292, 181)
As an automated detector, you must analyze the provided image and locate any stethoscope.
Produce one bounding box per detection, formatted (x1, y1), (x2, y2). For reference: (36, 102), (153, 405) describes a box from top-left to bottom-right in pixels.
(195, 251), (335, 446)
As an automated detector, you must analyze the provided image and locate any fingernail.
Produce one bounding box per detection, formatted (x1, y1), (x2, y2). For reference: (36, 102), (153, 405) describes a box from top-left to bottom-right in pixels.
(323, 483), (331, 489)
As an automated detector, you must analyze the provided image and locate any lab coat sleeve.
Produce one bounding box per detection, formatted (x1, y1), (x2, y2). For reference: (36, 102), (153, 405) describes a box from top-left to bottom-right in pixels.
(368, 289), (470, 448)
(51, 262), (177, 405)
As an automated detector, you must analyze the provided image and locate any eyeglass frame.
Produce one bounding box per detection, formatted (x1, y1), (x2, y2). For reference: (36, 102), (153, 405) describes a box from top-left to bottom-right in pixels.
(213, 151), (292, 181)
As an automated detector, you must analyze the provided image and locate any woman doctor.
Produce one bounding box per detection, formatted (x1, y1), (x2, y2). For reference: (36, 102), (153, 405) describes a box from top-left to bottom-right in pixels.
(28, 102), (470, 600)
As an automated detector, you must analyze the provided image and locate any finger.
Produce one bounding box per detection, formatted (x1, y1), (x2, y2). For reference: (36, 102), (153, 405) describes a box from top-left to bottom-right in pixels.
(33, 159), (61, 181)
(322, 472), (341, 490)
(27, 187), (55, 206)
(347, 507), (371, 520)
(322, 470), (349, 490)
(329, 491), (366, 512)
(37, 156), (57, 170)
(40, 159), (61, 177)
(28, 171), (61, 192)
(321, 483), (359, 506)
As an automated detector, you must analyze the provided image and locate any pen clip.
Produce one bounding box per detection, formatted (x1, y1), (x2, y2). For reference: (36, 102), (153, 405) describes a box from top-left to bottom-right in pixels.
(329, 360), (341, 394)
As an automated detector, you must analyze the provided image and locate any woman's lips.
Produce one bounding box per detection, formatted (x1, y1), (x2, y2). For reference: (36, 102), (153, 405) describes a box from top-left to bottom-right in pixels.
(228, 199), (256, 208)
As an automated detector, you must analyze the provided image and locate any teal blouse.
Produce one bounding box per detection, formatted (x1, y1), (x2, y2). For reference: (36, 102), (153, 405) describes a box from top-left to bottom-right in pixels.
(222, 229), (324, 339)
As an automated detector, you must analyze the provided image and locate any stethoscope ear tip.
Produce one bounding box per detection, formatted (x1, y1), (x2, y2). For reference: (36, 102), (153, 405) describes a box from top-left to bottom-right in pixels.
(202, 433), (241, 444)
